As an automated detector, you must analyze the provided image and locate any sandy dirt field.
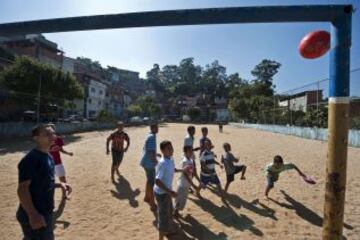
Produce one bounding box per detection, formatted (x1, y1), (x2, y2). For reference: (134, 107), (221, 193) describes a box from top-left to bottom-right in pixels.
(0, 123), (359, 240)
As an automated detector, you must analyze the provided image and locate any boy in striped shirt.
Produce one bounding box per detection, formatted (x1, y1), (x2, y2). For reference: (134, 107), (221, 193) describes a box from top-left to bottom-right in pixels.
(197, 139), (225, 202)
(106, 121), (130, 183)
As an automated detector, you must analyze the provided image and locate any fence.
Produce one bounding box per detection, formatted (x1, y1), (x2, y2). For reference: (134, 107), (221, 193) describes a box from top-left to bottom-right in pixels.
(256, 68), (360, 130)
(0, 121), (116, 138)
(230, 122), (360, 148)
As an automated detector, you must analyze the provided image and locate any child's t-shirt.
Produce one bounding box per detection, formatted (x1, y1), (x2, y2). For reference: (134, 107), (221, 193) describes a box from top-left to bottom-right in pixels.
(222, 152), (237, 175)
(49, 136), (64, 165)
(177, 156), (195, 189)
(265, 162), (296, 180)
(200, 150), (217, 176)
(154, 157), (175, 195)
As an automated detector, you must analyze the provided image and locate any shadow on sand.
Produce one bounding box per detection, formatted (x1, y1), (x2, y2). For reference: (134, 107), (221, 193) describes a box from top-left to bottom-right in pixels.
(189, 196), (263, 237)
(268, 190), (354, 231)
(110, 175), (140, 208)
(208, 186), (277, 221)
(52, 197), (70, 230)
(169, 214), (228, 240)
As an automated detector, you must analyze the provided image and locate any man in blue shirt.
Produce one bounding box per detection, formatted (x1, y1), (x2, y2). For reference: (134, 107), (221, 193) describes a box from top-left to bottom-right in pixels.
(16, 124), (71, 240)
(140, 123), (159, 212)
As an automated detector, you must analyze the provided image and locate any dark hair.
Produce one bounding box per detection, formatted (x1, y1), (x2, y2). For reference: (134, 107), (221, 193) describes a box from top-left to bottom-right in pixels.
(223, 142), (231, 149)
(150, 123), (158, 129)
(32, 124), (49, 137)
(183, 145), (193, 152)
(274, 155), (283, 163)
(187, 125), (195, 133)
(201, 127), (208, 132)
(160, 140), (172, 151)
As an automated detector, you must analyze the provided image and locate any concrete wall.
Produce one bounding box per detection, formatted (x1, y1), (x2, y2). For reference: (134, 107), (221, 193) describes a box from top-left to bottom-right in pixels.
(0, 122), (115, 138)
(230, 122), (360, 148)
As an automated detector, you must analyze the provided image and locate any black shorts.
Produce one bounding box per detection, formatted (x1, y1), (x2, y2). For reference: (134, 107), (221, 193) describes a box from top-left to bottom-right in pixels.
(226, 165), (245, 183)
(111, 149), (124, 166)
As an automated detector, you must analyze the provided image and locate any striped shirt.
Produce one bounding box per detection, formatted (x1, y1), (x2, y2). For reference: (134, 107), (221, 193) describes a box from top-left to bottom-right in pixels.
(107, 131), (129, 151)
(140, 133), (157, 169)
(200, 150), (216, 176)
(199, 137), (210, 155)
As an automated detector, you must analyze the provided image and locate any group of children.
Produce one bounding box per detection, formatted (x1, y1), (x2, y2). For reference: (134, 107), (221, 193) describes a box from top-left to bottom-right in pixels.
(48, 122), (310, 240)
(152, 125), (310, 239)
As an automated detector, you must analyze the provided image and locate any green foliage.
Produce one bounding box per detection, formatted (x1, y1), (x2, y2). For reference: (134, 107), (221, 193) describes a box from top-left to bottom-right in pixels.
(128, 96), (161, 118)
(127, 104), (142, 116)
(0, 56), (83, 109)
(228, 60), (281, 122)
(96, 110), (116, 122)
(187, 107), (201, 121)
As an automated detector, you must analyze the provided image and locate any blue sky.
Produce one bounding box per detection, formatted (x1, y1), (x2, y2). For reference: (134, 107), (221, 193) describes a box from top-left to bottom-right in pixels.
(0, 0), (359, 95)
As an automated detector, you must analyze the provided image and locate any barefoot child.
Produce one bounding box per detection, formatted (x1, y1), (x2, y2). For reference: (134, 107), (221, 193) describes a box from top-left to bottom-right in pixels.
(264, 155), (306, 198)
(154, 140), (180, 240)
(199, 127), (211, 155)
(197, 139), (225, 202)
(173, 146), (199, 218)
(106, 121), (130, 183)
(49, 124), (73, 199)
(221, 143), (247, 193)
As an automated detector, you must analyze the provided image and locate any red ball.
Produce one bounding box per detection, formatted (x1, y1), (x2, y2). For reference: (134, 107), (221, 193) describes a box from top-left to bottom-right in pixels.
(299, 30), (330, 59)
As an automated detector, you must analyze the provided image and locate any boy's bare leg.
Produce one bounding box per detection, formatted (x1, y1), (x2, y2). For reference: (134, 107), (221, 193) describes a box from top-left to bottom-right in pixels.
(217, 184), (226, 202)
(111, 166), (116, 183)
(241, 166), (247, 180)
(116, 164), (121, 177)
(224, 181), (230, 193)
(264, 186), (272, 199)
(59, 176), (71, 199)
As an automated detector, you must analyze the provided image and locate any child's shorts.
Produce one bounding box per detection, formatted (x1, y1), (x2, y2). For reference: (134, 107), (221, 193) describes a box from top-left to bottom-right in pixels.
(143, 167), (156, 186)
(55, 164), (66, 177)
(200, 174), (221, 186)
(155, 193), (173, 233)
(175, 186), (190, 211)
(226, 165), (245, 182)
(266, 175), (278, 188)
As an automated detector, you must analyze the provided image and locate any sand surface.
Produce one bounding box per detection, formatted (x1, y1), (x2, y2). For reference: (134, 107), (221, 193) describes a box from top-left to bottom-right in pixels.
(1, 123), (359, 239)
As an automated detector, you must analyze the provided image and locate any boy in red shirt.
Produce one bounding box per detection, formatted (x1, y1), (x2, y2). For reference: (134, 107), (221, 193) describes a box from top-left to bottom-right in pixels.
(49, 124), (73, 199)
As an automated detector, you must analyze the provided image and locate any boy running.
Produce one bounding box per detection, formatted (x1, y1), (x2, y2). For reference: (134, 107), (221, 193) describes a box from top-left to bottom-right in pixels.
(173, 146), (199, 218)
(106, 121), (130, 183)
(197, 139), (225, 202)
(154, 140), (180, 240)
(221, 143), (247, 193)
(265, 155), (306, 199)
(48, 124), (73, 199)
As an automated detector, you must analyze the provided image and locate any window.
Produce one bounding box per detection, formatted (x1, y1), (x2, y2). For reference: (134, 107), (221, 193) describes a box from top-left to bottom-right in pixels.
(88, 98), (92, 104)
(98, 100), (101, 106)
(99, 90), (103, 95)
(91, 87), (96, 93)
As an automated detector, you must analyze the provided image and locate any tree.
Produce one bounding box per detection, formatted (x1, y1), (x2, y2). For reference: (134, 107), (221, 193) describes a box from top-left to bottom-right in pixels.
(127, 104), (142, 117)
(0, 57), (83, 110)
(187, 107), (201, 121)
(228, 59), (281, 122)
(201, 60), (227, 100)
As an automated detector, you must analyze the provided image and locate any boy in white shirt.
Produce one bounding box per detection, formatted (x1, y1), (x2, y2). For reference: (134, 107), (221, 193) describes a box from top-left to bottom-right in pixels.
(154, 140), (181, 240)
(173, 146), (199, 218)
